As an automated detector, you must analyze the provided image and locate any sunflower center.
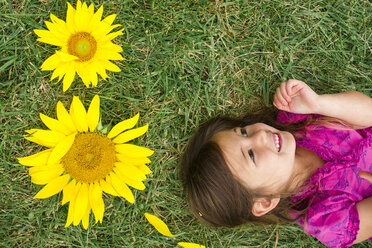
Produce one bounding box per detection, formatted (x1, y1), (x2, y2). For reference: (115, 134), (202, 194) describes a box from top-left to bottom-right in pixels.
(67, 32), (97, 62)
(61, 133), (116, 183)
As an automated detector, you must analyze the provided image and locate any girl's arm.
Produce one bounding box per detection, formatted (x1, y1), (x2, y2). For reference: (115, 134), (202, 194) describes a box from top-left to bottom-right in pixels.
(355, 171), (372, 243)
(355, 196), (372, 243)
(274, 79), (372, 129)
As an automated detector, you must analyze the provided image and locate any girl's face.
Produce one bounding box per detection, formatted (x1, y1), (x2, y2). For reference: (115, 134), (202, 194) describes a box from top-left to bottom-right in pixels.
(213, 123), (297, 194)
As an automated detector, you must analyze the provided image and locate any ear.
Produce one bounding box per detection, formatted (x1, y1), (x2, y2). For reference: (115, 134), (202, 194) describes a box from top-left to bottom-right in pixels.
(252, 197), (280, 217)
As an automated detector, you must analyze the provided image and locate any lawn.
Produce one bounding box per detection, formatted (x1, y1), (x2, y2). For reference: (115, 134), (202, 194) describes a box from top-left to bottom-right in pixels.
(0, 0), (371, 247)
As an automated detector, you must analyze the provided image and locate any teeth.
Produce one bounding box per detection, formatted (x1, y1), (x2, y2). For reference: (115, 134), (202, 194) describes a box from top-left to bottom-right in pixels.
(274, 134), (280, 152)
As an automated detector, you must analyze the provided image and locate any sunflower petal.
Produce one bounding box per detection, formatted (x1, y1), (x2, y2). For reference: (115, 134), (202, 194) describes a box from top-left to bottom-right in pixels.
(136, 164), (152, 175)
(65, 202), (75, 228)
(40, 113), (72, 135)
(70, 96), (88, 132)
(87, 5), (103, 32)
(89, 182), (104, 223)
(65, 2), (76, 34)
(101, 29), (124, 42)
(49, 14), (69, 35)
(73, 183), (89, 226)
(56, 51), (78, 62)
(29, 165), (50, 175)
(65, 182), (81, 227)
(97, 49), (124, 61)
(116, 153), (151, 165)
(56, 101), (77, 133)
(87, 95), (100, 132)
(177, 242), (206, 248)
(110, 172), (134, 204)
(40, 53), (61, 71)
(123, 177), (145, 191)
(34, 29), (65, 46)
(18, 149), (52, 167)
(75, 64), (91, 88)
(81, 202), (91, 230)
(99, 178), (119, 196)
(47, 134), (76, 166)
(24, 129), (66, 148)
(87, 2), (94, 14)
(107, 113), (139, 139)
(76, 1), (92, 32)
(115, 144), (154, 158)
(102, 14), (117, 26)
(74, 0), (84, 31)
(62, 179), (76, 205)
(88, 67), (98, 87)
(115, 162), (146, 181)
(114, 168), (145, 190)
(112, 124), (148, 144)
(62, 64), (76, 92)
(103, 60), (121, 72)
(144, 213), (175, 237)
(34, 174), (70, 199)
(30, 165), (64, 185)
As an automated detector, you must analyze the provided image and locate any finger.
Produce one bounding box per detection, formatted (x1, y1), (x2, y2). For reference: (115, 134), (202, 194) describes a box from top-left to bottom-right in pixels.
(273, 97), (282, 110)
(275, 87), (288, 107)
(280, 82), (291, 102)
(273, 96), (290, 111)
(286, 80), (296, 96)
(288, 80), (305, 96)
(359, 171), (372, 184)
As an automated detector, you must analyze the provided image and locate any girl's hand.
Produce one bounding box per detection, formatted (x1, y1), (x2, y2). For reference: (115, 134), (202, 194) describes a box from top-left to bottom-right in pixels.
(273, 79), (320, 114)
(359, 171), (372, 184)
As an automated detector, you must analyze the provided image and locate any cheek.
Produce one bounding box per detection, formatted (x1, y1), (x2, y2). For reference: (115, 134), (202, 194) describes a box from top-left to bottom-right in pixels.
(251, 123), (272, 131)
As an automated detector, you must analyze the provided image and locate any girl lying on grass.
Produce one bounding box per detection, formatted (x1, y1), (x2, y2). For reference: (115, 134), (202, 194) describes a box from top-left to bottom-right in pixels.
(180, 79), (372, 248)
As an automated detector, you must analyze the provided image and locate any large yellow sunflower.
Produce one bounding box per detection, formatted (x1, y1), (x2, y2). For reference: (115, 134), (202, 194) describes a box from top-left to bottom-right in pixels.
(34, 1), (124, 91)
(18, 95), (153, 229)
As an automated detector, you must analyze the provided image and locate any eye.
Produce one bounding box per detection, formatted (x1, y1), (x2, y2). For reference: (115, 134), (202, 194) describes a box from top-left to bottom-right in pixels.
(241, 128), (248, 137)
(248, 149), (255, 163)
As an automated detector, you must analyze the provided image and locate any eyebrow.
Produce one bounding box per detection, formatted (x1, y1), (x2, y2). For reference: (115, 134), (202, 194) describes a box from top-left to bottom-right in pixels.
(234, 128), (247, 160)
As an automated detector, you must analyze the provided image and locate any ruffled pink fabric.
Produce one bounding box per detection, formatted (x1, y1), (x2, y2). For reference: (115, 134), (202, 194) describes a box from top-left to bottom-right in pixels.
(277, 111), (372, 248)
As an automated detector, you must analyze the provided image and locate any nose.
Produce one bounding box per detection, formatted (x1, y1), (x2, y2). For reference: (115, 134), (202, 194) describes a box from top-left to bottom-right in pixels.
(250, 129), (267, 147)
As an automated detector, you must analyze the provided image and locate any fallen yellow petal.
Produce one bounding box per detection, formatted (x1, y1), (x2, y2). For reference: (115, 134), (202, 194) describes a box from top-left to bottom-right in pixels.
(144, 213), (174, 237)
(177, 242), (206, 248)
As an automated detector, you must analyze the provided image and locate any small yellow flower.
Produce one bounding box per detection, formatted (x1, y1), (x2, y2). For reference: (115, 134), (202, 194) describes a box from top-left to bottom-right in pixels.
(18, 95), (153, 229)
(34, 1), (124, 91)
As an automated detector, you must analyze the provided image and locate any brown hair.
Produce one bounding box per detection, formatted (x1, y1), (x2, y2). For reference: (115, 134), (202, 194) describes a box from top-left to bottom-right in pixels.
(180, 108), (315, 227)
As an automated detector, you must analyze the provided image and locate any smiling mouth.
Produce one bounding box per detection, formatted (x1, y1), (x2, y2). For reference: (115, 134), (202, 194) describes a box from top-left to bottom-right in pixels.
(274, 133), (281, 152)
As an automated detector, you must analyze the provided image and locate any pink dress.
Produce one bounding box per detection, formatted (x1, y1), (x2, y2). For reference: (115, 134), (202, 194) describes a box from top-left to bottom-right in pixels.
(277, 111), (372, 248)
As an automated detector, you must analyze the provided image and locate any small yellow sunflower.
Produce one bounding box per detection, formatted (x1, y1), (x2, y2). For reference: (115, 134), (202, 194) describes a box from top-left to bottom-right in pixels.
(18, 95), (153, 229)
(34, 1), (124, 91)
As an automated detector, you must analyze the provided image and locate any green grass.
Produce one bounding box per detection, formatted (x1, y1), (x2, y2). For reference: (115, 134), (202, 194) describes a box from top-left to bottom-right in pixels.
(0, 0), (371, 247)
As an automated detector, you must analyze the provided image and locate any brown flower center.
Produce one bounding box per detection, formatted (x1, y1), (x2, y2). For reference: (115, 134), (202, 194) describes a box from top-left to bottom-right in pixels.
(67, 32), (97, 62)
(61, 133), (115, 183)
